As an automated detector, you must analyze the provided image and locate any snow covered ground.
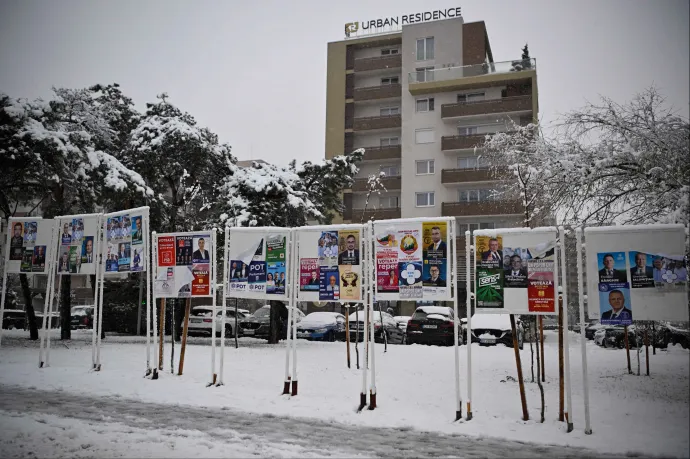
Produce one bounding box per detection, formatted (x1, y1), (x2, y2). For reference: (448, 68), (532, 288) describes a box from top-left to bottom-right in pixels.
(0, 329), (688, 458)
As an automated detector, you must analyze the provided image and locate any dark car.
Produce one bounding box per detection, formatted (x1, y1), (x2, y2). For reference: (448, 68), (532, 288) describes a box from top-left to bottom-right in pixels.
(239, 305), (304, 339)
(2, 309), (26, 330)
(470, 313), (524, 349)
(296, 312), (346, 341)
(585, 320), (604, 340)
(406, 306), (461, 346)
(70, 306), (94, 330)
(343, 309), (405, 344)
(668, 322), (689, 349)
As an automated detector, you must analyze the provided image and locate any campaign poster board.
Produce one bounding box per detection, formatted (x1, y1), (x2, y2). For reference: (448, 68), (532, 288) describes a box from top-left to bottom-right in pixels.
(585, 224), (688, 323)
(475, 227), (558, 315)
(297, 225), (364, 303)
(227, 227), (290, 300)
(55, 215), (100, 275)
(373, 218), (452, 301)
(103, 211), (147, 274)
(5, 218), (54, 274)
(154, 231), (214, 298)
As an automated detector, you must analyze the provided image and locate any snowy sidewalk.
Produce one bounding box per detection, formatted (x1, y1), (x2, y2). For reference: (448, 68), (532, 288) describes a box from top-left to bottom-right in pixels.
(0, 385), (628, 458)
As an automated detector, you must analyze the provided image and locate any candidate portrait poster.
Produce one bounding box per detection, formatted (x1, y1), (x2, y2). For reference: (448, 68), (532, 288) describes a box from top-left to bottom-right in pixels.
(475, 235), (504, 309)
(154, 232), (212, 298)
(104, 210), (147, 274)
(5, 219), (54, 274)
(227, 228), (290, 299)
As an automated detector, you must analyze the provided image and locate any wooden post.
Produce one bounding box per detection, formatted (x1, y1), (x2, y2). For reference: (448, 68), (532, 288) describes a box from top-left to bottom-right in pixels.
(539, 315), (545, 383)
(345, 310), (351, 368)
(624, 325), (632, 374)
(158, 298), (166, 370)
(178, 298), (192, 376)
(645, 328), (650, 376)
(652, 323), (656, 355)
(510, 314), (529, 421)
(557, 297), (564, 422)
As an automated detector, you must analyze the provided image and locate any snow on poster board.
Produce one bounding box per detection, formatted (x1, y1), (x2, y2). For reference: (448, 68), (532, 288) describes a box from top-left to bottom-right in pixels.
(5, 218), (54, 274)
(104, 211), (147, 274)
(154, 232), (213, 298)
(227, 228), (289, 300)
(55, 215), (99, 276)
(474, 227), (558, 315)
(585, 224), (688, 322)
(297, 225), (363, 303)
(374, 219), (452, 301)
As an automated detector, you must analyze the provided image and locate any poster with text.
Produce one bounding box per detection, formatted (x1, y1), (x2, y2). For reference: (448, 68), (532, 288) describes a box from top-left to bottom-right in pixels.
(318, 230), (339, 268)
(629, 251), (686, 290)
(398, 261), (423, 299)
(527, 260), (555, 313)
(6, 219), (54, 274)
(154, 232), (212, 298)
(104, 211), (147, 274)
(57, 215), (100, 276)
(377, 254), (399, 293)
(319, 268), (340, 301)
(476, 268), (503, 308)
(476, 235), (503, 267)
(300, 258), (320, 292)
(598, 282), (633, 325)
(337, 230), (360, 265)
(339, 265), (361, 300)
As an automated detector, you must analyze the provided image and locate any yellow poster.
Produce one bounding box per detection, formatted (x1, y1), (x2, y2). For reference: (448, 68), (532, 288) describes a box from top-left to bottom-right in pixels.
(339, 265), (361, 300)
(337, 230), (360, 266)
(422, 221), (448, 259)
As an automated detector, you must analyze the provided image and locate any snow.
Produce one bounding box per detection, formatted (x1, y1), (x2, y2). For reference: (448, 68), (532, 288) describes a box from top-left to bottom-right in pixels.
(300, 312), (341, 326)
(0, 330), (688, 458)
(415, 306), (452, 316)
(471, 313), (513, 331)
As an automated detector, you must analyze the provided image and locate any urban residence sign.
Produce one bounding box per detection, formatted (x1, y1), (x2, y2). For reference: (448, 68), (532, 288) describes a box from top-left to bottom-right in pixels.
(345, 7), (462, 37)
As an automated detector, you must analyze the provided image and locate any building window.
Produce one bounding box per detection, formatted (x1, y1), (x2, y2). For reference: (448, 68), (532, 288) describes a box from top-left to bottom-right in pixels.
(458, 155), (489, 169)
(381, 76), (399, 85)
(459, 222), (495, 234)
(416, 160), (435, 175)
(380, 106), (400, 116)
(457, 92), (485, 103)
(381, 48), (399, 56)
(380, 137), (399, 147)
(416, 192), (435, 207)
(416, 37), (434, 61)
(415, 97), (435, 112)
(415, 128), (435, 144)
(380, 165), (399, 177)
(457, 126), (478, 136)
(415, 66), (434, 82)
(459, 189), (495, 202)
(379, 196), (399, 208)
(480, 222), (495, 230)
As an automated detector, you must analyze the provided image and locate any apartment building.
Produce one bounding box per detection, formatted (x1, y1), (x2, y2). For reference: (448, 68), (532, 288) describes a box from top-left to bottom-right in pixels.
(325, 14), (538, 241)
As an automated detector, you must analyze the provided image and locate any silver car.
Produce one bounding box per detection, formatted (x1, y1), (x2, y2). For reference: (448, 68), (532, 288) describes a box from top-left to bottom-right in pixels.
(184, 306), (247, 337)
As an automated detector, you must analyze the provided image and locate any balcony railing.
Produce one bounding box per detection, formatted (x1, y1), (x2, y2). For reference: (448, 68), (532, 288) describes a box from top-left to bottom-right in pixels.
(351, 207), (401, 221)
(441, 134), (486, 151)
(354, 84), (402, 101)
(441, 95), (532, 118)
(359, 145), (401, 161)
(352, 176), (401, 192)
(441, 200), (522, 217)
(353, 114), (401, 131)
(354, 54), (402, 72)
(408, 58), (536, 84)
(441, 168), (501, 184)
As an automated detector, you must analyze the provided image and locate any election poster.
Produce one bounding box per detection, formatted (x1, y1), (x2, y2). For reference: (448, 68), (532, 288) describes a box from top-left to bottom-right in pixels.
(475, 235), (504, 309)
(300, 258), (320, 292)
(154, 232), (213, 298)
(227, 228), (290, 299)
(55, 215), (99, 276)
(527, 260), (555, 313)
(374, 219), (452, 301)
(339, 265), (361, 300)
(319, 268), (340, 301)
(104, 210), (147, 274)
(5, 219), (54, 275)
(598, 282), (633, 325)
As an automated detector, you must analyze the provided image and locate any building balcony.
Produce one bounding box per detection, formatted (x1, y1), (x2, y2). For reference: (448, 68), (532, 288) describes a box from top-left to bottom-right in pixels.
(441, 168), (501, 184)
(352, 114), (401, 131)
(441, 200), (522, 217)
(408, 58), (536, 95)
(360, 145), (401, 161)
(351, 176), (401, 192)
(351, 207), (401, 222)
(441, 95), (532, 119)
(354, 84), (402, 101)
(354, 54), (402, 72)
(441, 134), (486, 151)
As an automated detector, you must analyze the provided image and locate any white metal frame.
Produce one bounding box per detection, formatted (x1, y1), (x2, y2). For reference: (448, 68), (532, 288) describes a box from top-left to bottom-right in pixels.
(576, 227), (593, 434)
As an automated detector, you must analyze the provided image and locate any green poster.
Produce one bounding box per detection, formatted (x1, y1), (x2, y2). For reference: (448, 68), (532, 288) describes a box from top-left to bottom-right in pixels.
(266, 234), (286, 263)
(476, 267), (504, 308)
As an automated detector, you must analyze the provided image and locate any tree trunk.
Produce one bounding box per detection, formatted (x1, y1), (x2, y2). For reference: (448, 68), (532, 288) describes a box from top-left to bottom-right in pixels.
(60, 276), (71, 340)
(174, 299), (184, 342)
(535, 320), (545, 423)
(529, 317), (535, 383)
(267, 300), (287, 344)
(19, 274), (39, 340)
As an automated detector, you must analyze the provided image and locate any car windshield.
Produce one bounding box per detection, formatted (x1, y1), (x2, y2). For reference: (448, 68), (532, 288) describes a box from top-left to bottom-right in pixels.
(412, 307), (450, 320)
(303, 312), (339, 324)
(191, 309), (214, 317)
(254, 308), (270, 318)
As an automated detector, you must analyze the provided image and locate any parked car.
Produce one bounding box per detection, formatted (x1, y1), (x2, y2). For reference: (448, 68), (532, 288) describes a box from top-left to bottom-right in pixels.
(668, 322), (689, 349)
(296, 312), (346, 341)
(343, 309), (405, 344)
(541, 316), (558, 331)
(70, 306), (94, 330)
(595, 325), (639, 349)
(239, 304), (304, 339)
(2, 309), (26, 330)
(585, 320), (605, 340)
(393, 316), (411, 334)
(183, 306), (247, 337)
(406, 306), (461, 346)
(469, 313), (524, 349)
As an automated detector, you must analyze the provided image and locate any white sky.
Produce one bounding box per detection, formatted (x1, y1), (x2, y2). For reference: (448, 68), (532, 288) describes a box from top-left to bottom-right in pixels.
(1, 0), (688, 166)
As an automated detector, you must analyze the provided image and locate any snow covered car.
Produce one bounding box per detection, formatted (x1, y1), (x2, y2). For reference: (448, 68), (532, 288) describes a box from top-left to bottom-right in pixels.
(406, 306), (461, 346)
(393, 315), (411, 334)
(184, 306), (248, 337)
(296, 312), (346, 341)
(585, 320), (605, 340)
(70, 306), (94, 330)
(596, 325), (638, 349)
(470, 314), (524, 349)
(342, 309), (405, 344)
(2, 309), (26, 330)
(239, 305), (304, 339)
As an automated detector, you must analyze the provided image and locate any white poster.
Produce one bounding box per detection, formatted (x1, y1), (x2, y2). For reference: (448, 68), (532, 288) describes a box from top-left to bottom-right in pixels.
(296, 225), (364, 303)
(227, 228), (289, 300)
(373, 218), (452, 301)
(56, 215), (100, 276)
(103, 210), (147, 275)
(154, 232), (213, 298)
(585, 224), (688, 322)
(5, 218), (54, 274)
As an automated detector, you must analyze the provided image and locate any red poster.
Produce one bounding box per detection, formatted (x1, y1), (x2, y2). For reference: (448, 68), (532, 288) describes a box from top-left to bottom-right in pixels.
(528, 260), (555, 313)
(158, 236), (175, 267)
(300, 258), (319, 292)
(377, 254), (399, 292)
(192, 266), (210, 296)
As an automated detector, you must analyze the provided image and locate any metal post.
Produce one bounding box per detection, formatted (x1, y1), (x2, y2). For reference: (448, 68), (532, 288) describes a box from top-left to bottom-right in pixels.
(39, 221), (58, 367)
(283, 229), (294, 394)
(559, 226), (573, 432)
(466, 230), (473, 420)
(150, 230), (158, 378)
(452, 220), (462, 421)
(0, 218), (14, 348)
(367, 222), (377, 410)
(218, 227), (228, 386)
(576, 228), (592, 434)
(209, 229), (217, 385)
(290, 230), (299, 396)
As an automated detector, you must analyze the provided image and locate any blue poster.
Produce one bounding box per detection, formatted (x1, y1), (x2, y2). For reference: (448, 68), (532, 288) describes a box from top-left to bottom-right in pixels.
(319, 268), (340, 301)
(248, 260), (266, 284)
(598, 282), (633, 325)
(267, 262), (286, 295)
